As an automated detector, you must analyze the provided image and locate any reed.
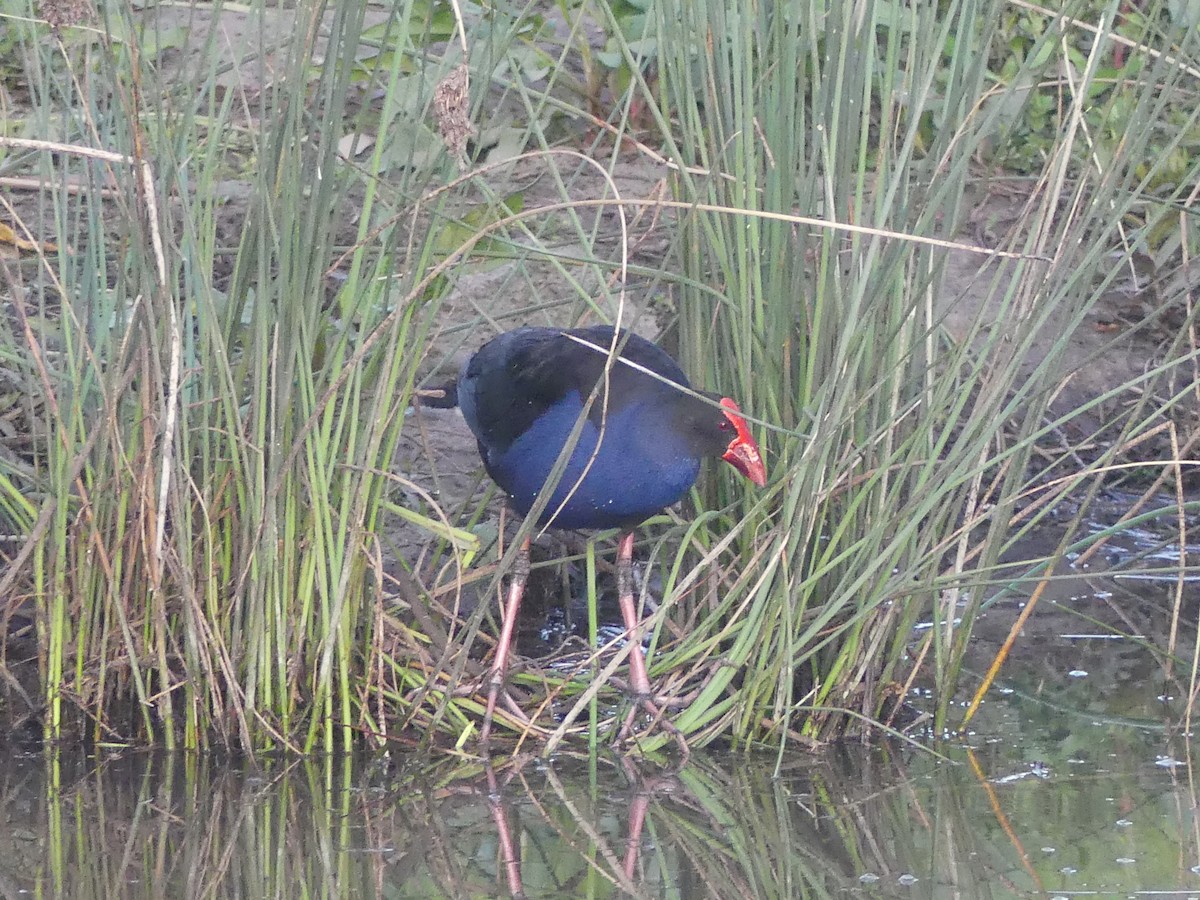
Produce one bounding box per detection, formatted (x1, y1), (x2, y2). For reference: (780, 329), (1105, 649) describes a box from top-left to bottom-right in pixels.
(2, 0), (1197, 752)
(647, 0), (1200, 751)
(0, 0), (491, 749)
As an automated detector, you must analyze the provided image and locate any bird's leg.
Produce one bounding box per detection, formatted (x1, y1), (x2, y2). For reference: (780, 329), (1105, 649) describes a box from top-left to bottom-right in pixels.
(614, 533), (689, 758)
(615, 532), (654, 700)
(480, 534), (532, 747)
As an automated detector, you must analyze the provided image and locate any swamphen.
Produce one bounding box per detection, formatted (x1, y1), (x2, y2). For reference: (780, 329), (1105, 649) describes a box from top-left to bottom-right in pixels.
(454, 324), (766, 744)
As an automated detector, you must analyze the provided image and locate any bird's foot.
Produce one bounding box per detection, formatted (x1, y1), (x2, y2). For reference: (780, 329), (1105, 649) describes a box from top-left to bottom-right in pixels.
(610, 678), (702, 711)
(615, 695), (691, 763)
(478, 677), (533, 749)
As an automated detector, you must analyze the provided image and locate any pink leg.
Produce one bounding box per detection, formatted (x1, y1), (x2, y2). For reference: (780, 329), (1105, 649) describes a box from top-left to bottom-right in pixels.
(615, 532), (653, 699)
(614, 533), (688, 757)
(480, 534), (531, 746)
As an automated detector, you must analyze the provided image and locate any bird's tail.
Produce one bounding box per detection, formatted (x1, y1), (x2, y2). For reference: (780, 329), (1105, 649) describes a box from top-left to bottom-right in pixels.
(414, 379), (458, 409)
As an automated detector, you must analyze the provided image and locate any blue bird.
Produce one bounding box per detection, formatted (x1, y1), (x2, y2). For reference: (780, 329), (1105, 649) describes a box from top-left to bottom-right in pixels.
(451, 325), (766, 745)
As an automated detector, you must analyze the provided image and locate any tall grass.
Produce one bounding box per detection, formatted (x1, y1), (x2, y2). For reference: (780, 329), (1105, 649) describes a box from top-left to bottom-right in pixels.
(1, 0), (1198, 754)
(0, 0), (497, 749)
(646, 0), (1200, 750)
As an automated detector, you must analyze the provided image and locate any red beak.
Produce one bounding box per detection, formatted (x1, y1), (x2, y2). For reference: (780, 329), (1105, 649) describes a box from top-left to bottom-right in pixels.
(718, 399), (767, 488)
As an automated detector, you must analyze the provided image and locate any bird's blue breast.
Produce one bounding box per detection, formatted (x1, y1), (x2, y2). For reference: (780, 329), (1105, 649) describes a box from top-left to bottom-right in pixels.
(483, 391), (701, 530)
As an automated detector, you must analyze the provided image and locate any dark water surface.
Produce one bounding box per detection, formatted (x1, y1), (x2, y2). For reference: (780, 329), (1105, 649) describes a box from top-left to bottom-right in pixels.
(4, 511), (1199, 897)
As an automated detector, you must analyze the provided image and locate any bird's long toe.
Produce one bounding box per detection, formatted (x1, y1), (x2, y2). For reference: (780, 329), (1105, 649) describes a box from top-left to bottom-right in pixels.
(615, 699), (691, 761)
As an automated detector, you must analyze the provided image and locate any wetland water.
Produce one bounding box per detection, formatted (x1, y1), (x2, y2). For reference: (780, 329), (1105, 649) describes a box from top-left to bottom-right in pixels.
(2, 509), (1198, 898)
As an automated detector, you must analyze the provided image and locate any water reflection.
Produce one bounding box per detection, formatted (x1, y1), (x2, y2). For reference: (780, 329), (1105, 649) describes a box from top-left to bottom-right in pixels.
(0, 730), (1198, 898)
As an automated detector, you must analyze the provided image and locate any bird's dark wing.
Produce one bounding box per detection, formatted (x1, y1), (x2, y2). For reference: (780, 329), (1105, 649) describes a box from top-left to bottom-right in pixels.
(460, 325), (689, 454)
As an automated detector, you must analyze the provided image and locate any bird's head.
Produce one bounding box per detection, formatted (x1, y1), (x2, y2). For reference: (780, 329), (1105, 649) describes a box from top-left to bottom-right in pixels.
(673, 392), (766, 487)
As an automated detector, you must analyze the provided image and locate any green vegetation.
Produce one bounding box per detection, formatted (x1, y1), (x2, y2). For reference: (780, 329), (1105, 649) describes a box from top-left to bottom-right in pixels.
(0, 0), (1198, 755)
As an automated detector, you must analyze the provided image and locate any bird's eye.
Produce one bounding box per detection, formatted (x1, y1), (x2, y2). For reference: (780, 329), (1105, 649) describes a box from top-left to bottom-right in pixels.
(718, 419), (732, 431)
